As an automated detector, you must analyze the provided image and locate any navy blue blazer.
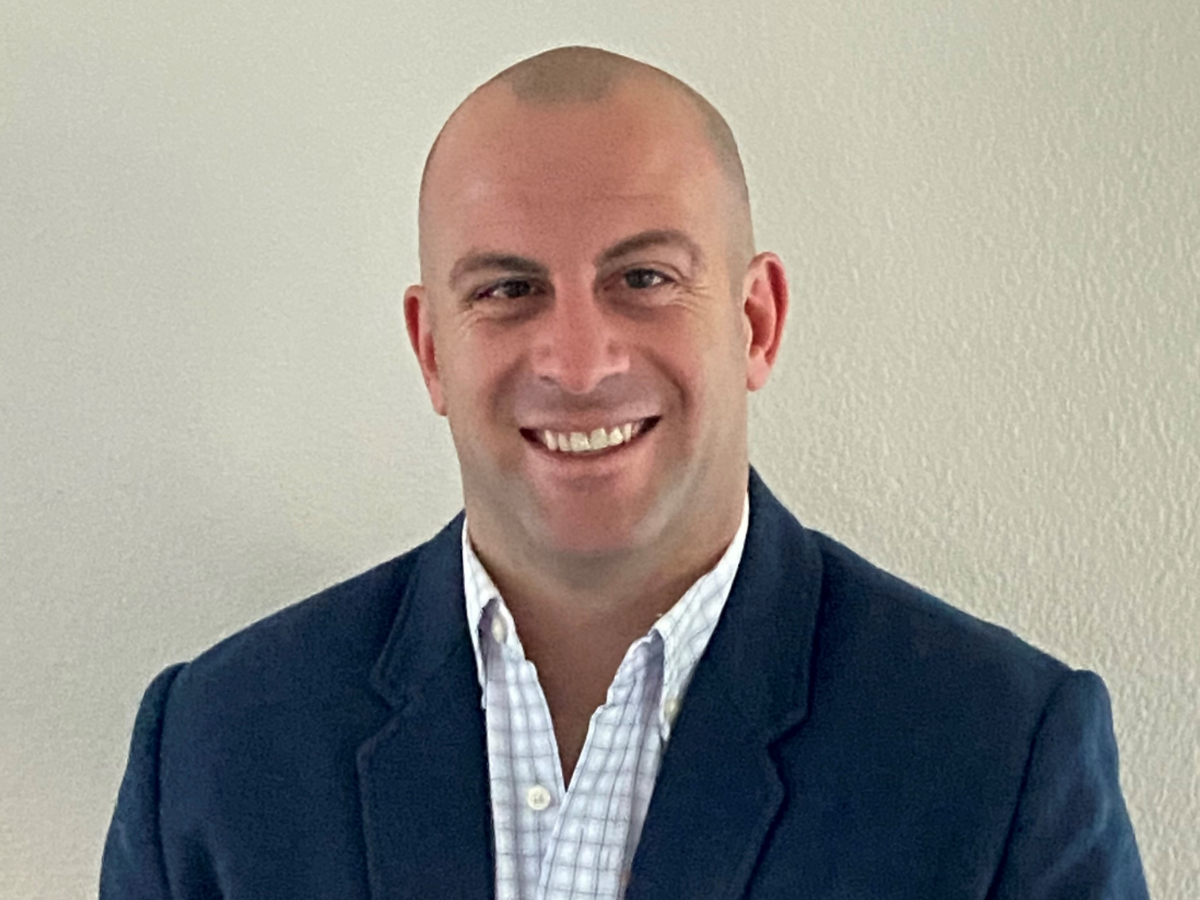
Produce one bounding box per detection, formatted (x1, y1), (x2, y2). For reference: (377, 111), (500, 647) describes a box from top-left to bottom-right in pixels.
(102, 471), (1148, 898)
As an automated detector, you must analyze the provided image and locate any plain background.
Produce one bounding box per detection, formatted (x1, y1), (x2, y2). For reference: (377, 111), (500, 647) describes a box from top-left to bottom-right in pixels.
(2, 1), (1197, 897)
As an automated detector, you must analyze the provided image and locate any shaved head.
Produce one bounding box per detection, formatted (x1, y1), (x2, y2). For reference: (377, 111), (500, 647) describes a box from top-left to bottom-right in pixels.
(418, 46), (754, 274)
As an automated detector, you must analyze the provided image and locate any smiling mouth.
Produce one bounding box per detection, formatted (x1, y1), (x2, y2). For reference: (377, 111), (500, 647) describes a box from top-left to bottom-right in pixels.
(520, 417), (660, 456)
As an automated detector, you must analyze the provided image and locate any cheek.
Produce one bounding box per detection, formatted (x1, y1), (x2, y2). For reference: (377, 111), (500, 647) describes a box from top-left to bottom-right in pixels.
(437, 326), (491, 390)
(696, 327), (753, 428)
(664, 307), (746, 380)
(439, 329), (526, 421)
(647, 335), (737, 427)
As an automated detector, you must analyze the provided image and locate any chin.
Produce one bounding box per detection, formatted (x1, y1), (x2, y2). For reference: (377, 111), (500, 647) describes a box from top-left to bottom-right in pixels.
(528, 503), (656, 560)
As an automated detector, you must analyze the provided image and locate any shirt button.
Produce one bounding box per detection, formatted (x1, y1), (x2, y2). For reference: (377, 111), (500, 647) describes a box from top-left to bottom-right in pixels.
(525, 784), (552, 811)
(490, 615), (507, 644)
(664, 695), (681, 724)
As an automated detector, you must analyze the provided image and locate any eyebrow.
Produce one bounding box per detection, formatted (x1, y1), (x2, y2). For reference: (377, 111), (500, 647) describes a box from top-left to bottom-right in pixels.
(448, 253), (549, 289)
(594, 229), (705, 272)
(445, 228), (706, 290)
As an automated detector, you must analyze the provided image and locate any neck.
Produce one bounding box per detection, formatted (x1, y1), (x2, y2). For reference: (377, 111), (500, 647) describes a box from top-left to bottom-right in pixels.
(466, 484), (745, 784)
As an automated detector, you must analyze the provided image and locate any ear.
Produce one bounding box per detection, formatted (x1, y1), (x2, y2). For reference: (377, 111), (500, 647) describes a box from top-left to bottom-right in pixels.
(404, 284), (447, 416)
(740, 251), (789, 391)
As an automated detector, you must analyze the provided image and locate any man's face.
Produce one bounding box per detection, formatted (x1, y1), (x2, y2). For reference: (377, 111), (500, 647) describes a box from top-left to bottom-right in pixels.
(408, 81), (776, 564)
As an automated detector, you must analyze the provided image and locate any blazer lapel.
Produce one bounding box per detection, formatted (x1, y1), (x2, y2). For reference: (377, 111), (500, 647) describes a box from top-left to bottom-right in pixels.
(356, 515), (494, 900)
(627, 470), (825, 900)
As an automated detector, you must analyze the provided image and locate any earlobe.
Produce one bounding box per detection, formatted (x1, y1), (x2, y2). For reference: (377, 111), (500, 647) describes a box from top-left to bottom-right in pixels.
(742, 252), (789, 391)
(403, 285), (447, 416)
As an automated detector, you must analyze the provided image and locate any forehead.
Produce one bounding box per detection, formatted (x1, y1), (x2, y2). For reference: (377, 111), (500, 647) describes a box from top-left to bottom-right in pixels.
(421, 82), (728, 271)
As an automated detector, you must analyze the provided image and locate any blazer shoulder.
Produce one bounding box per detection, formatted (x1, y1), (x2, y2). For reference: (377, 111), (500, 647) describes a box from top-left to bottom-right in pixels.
(808, 529), (1072, 706)
(199, 548), (417, 671)
(165, 519), (458, 712)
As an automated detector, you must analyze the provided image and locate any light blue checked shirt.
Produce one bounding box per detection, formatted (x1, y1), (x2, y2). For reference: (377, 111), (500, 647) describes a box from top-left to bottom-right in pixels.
(461, 494), (749, 900)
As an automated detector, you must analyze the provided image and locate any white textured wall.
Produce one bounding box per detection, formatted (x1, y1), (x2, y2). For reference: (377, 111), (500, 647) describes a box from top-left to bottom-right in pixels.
(2, 1), (1196, 897)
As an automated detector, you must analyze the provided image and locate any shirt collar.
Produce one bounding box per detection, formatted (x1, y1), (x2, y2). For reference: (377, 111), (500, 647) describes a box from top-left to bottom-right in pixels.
(461, 523), (500, 693)
(651, 492), (750, 729)
(461, 493), (751, 725)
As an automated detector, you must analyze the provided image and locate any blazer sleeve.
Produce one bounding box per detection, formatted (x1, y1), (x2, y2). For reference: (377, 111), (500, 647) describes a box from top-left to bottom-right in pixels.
(987, 669), (1150, 900)
(100, 663), (186, 900)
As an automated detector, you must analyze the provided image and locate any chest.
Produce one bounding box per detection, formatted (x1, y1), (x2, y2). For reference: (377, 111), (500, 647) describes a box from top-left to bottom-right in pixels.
(482, 632), (669, 900)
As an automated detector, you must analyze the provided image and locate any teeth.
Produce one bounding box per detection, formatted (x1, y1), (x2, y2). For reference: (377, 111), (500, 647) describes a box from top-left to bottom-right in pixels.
(533, 420), (648, 454)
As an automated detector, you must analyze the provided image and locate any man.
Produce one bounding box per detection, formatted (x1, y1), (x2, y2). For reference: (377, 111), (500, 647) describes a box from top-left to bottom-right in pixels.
(102, 47), (1148, 899)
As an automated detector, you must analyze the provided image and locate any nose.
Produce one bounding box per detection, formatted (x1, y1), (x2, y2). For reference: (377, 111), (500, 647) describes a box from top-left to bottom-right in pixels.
(530, 281), (629, 394)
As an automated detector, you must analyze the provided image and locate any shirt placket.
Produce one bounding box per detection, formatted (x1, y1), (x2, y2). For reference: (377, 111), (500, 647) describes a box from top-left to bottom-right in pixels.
(485, 603), (568, 900)
(537, 638), (656, 900)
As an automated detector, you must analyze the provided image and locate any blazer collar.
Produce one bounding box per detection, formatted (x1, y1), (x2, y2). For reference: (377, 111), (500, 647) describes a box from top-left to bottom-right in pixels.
(697, 466), (824, 739)
(358, 513), (495, 900)
(626, 468), (825, 900)
(368, 512), (471, 710)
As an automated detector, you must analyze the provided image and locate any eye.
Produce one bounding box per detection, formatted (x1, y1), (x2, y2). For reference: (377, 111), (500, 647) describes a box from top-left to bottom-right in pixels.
(623, 269), (670, 289)
(476, 279), (535, 301)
